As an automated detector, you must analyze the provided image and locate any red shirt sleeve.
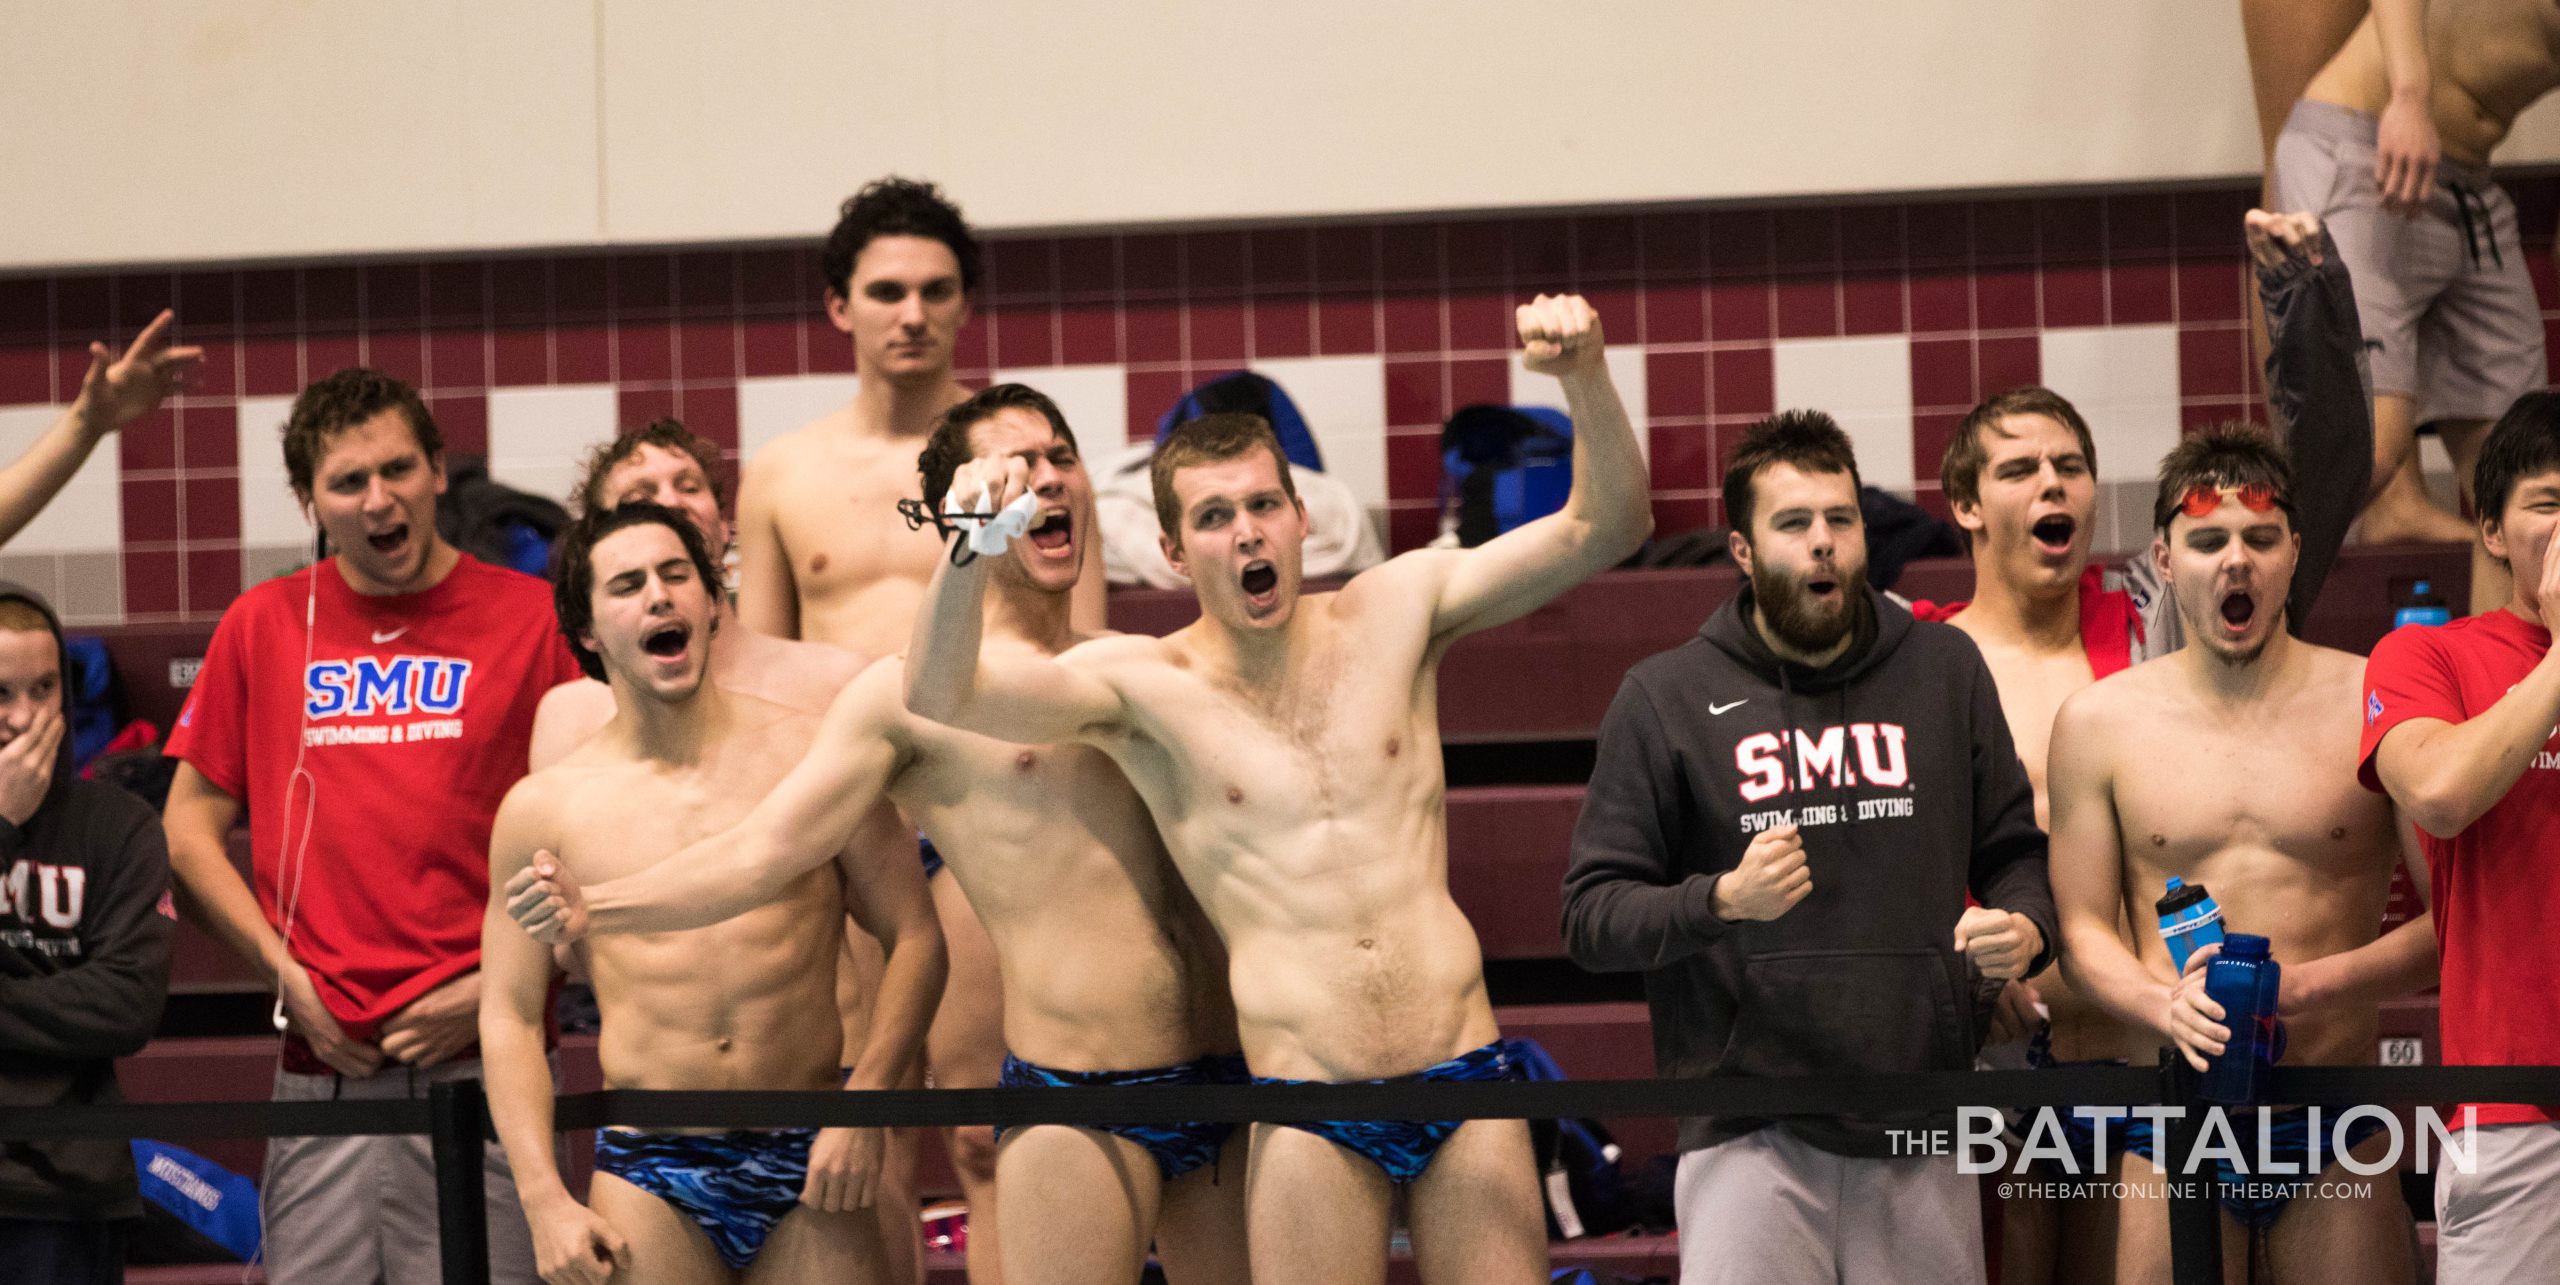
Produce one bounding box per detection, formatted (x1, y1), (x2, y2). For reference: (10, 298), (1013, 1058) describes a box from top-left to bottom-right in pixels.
(2358, 625), (2466, 793)
(162, 598), (257, 800)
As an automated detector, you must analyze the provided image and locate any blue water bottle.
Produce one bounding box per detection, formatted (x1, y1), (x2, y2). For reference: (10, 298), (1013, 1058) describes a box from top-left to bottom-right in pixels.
(2155, 877), (2226, 974)
(2199, 933), (2284, 1104)
(2394, 580), (2451, 629)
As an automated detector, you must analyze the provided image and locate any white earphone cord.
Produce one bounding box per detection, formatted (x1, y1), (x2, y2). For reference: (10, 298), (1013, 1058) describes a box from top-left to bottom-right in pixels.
(270, 572), (321, 1035)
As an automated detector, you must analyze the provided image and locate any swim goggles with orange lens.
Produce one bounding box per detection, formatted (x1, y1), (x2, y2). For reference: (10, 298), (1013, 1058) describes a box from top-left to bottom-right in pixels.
(2177, 483), (2278, 518)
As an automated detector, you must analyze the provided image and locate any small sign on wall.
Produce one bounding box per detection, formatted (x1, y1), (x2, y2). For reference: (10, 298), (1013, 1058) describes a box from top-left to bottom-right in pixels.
(2379, 1037), (2424, 1066)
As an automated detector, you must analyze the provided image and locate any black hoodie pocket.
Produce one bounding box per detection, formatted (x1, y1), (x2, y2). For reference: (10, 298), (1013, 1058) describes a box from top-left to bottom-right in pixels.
(1714, 948), (1968, 1079)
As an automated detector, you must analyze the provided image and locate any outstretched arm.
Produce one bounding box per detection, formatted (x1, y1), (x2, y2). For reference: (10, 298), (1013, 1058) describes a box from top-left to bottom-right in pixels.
(505, 666), (908, 942)
(903, 455), (1128, 745)
(0, 310), (201, 549)
(1419, 295), (1652, 640)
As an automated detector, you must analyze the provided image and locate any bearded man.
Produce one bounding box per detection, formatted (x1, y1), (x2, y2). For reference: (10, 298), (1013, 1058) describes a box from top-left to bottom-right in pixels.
(1562, 409), (2058, 1285)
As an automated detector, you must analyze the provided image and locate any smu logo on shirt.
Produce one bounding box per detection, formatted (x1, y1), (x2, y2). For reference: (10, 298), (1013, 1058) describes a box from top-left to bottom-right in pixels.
(1, 859), (85, 931)
(1735, 723), (1911, 802)
(304, 656), (473, 719)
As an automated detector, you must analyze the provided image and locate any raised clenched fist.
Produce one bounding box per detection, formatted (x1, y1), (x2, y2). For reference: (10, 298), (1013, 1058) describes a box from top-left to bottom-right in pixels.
(1516, 293), (1605, 378)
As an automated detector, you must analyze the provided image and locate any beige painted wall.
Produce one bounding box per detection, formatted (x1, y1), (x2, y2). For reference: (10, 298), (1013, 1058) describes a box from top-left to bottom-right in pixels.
(0, 0), (598, 269)
(9, 0), (2560, 269)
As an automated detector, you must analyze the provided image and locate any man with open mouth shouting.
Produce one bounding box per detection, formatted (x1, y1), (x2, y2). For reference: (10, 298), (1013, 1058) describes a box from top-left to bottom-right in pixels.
(902, 295), (1651, 1284)
(2048, 426), (2437, 1284)
(162, 369), (587, 1284)
(481, 503), (944, 1285)
(504, 385), (1252, 1285)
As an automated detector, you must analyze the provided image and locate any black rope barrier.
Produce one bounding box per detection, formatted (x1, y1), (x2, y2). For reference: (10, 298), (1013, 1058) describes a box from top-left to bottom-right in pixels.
(5, 1062), (2549, 1285)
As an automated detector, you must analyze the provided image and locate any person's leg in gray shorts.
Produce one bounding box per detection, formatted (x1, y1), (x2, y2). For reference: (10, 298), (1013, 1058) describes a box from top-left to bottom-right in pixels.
(2435, 1121), (2560, 1284)
(263, 1060), (543, 1285)
(1674, 1127), (1982, 1285)
(2411, 168), (2547, 431)
(2271, 98), (2490, 548)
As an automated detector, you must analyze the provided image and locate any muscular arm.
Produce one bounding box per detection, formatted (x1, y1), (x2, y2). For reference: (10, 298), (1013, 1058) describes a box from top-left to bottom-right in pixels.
(2284, 816), (2438, 1016)
(1966, 656), (2057, 972)
(2369, 0), (2439, 208)
(578, 668), (908, 935)
(734, 449), (800, 639)
(903, 534), (1127, 745)
(1424, 307), (1652, 641)
(2372, 648), (2560, 837)
(479, 790), (576, 1212)
(2048, 696), (2173, 1042)
(834, 827), (946, 1094)
(1561, 673), (1730, 971)
(161, 764), (283, 988)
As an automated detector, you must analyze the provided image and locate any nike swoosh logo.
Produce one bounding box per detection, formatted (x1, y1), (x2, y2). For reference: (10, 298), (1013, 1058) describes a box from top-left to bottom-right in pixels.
(370, 627), (408, 644)
(1709, 699), (1748, 715)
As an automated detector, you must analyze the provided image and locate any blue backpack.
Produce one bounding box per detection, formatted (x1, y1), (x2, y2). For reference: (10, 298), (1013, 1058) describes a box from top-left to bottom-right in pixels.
(1153, 371), (1326, 472)
(1441, 406), (1573, 546)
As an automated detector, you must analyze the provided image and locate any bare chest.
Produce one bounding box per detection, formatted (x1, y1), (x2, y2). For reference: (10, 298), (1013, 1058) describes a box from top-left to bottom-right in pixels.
(1975, 643), (2097, 819)
(768, 446), (945, 605)
(905, 733), (1145, 851)
(1138, 650), (1435, 844)
(2107, 706), (2387, 874)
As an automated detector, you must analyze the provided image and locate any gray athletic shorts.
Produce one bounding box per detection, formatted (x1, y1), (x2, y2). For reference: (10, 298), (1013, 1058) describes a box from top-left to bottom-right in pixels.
(2436, 1121), (2560, 1283)
(1674, 1128), (1983, 1285)
(2272, 99), (2546, 428)
(265, 1059), (545, 1285)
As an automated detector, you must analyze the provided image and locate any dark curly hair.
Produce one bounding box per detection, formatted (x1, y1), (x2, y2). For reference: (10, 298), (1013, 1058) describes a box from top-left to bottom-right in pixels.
(916, 384), (1081, 511)
(281, 368), (443, 498)
(822, 177), (981, 299)
(551, 502), (724, 683)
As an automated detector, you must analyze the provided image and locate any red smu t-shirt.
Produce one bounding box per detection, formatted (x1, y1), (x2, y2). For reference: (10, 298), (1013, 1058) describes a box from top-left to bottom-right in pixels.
(165, 555), (579, 1069)
(2358, 608), (2560, 1127)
